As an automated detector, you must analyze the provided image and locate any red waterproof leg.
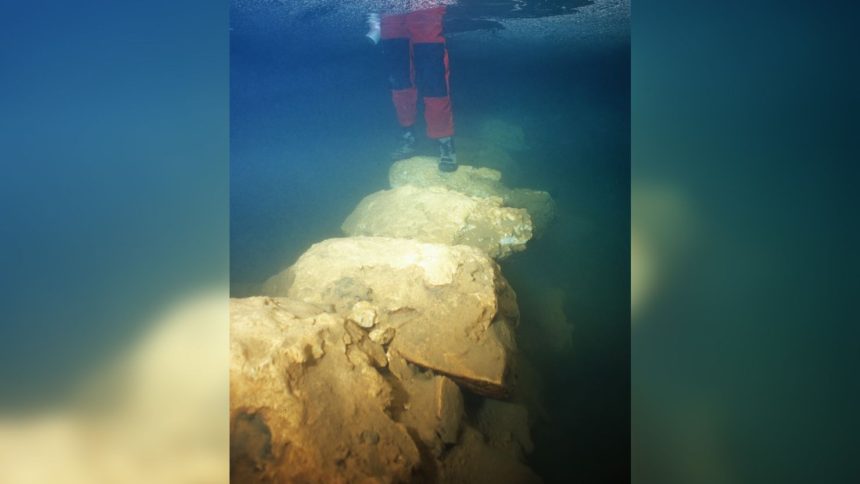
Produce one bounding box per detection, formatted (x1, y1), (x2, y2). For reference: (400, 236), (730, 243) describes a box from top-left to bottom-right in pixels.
(380, 13), (409, 39)
(407, 7), (454, 139)
(381, 13), (417, 129)
(405, 7), (446, 42)
(391, 89), (418, 127)
(425, 95), (453, 139)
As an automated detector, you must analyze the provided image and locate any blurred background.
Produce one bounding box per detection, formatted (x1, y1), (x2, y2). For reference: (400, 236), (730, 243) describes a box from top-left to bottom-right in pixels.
(0, 1), (230, 482)
(0, 0), (857, 483)
(631, 1), (859, 482)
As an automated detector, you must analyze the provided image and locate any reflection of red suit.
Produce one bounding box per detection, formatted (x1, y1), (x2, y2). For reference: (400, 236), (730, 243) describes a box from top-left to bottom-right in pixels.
(381, 7), (454, 139)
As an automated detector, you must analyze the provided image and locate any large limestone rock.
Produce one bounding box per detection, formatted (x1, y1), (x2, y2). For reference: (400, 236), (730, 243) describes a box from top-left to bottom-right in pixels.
(390, 156), (505, 200)
(230, 296), (421, 483)
(230, 296), (543, 483)
(262, 236), (519, 398)
(390, 157), (556, 238)
(342, 185), (533, 259)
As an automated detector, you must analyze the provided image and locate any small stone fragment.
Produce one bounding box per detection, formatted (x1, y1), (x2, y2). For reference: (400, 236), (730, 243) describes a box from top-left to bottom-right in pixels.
(369, 327), (395, 345)
(359, 338), (388, 368)
(434, 376), (464, 444)
(387, 350), (413, 382)
(349, 301), (378, 328)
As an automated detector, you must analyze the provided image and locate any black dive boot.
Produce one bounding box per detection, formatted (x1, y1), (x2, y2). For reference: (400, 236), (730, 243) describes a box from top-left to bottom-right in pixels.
(438, 136), (458, 172)
(391, 126), (417, 160)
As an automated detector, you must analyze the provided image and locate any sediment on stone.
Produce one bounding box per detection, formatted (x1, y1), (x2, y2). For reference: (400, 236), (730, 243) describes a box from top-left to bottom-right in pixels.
(230, 296), (542, 483)
(262, 236), (518, 398)
(230, 296), (421, 483)
(389, 156), (556, 238)
(342, 185), (533, 259)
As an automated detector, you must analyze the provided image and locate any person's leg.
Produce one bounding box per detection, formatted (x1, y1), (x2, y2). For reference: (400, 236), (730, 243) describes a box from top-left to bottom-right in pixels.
(381, 13), (417, 158)
(407, 7), (456, 170)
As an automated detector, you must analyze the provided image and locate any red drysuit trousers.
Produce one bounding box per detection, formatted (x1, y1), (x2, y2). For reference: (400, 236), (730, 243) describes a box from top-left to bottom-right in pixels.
(380, 7), (454, 139)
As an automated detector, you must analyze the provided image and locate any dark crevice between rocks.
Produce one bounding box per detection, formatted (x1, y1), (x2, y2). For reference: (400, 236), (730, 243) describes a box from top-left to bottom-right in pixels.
(405, 426), (440, 484)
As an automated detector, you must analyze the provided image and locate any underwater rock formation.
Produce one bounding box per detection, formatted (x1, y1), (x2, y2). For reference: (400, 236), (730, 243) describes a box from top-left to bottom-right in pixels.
(390, 156), (557, 238)
(342, 185), (533, 259)
(385, 351), (538, 483)
(385, 351), (466, 456)
(231, 150), (565, 482)
(438, 426), (543, 484)
(390, 156), (505, 199)
(505, 187), (557, 239)
(230, 297), (421, 483)
(230, 296), (545, 483)
(262, 236), (519, 398)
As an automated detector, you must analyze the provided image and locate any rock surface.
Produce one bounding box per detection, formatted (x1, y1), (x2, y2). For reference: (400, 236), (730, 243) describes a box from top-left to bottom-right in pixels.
(506, 188), (557, 239)
(389, 156), (505, 200)
(342, 185), (533, 259)
(230, 296), (420, 483)
(262, 236), (519, 398)
(383, 357), (465, 458)
(231, 296), (543, 483)
(390, 157), (556, 238)
(231, 146), (556, 482)
(439, 426), (543, 484)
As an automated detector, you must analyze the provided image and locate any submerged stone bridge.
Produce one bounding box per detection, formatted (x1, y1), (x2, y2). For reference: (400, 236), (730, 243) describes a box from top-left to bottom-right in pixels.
(230, 147), (557, 482)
